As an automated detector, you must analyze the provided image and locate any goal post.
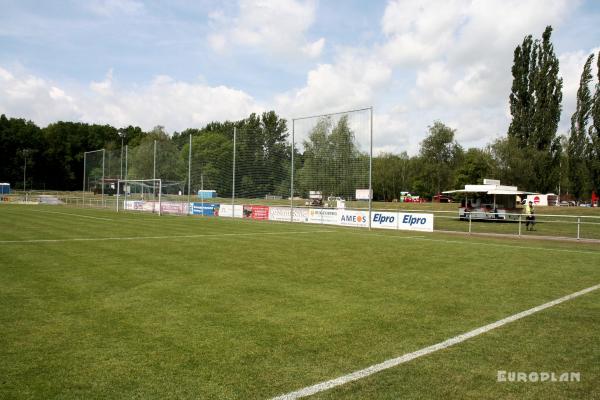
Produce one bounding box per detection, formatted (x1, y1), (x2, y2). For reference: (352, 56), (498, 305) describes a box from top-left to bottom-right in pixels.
(116, 178), (162, 216)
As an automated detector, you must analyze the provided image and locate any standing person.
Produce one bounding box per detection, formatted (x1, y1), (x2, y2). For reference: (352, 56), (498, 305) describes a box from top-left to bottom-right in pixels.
(525, 201), (536, 231)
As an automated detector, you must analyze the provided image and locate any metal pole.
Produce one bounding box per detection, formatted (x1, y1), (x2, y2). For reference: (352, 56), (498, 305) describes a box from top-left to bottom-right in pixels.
(120, 136), (124, 179)
(232, 127), (236, 218)
(23, 152), (27, 193)
(187, 133), (192, 215)
(469, 212), (472, 234)
(101, 148), (105, 208)
(518, 214), (522, 236)
(82, 152), (86, 206)
(158, 179), (162, 216)
(116, 179), (120, 212)
(368, 107), (373, 230)
(153, 139), (157, 195)
(577, 217), (581, 240)
(125, 145), (128, 207)
(291, 119), (295, 223)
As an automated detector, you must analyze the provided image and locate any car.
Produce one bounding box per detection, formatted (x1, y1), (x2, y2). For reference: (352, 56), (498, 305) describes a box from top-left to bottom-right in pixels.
(433, 194), (453, 203)
(559, 200), (576, 206)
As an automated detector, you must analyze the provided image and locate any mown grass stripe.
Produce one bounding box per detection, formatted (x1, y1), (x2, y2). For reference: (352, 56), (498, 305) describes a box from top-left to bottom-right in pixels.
(270, 283), (600, 400)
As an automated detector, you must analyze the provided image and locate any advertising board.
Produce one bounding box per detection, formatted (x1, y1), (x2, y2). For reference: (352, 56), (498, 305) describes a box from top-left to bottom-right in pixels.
(268, 206), (309, 222)
(189, 202), (219, 216)
(243, 205), (270, 220)
(338, 210), (369, 227)
(397, 212), (434, 232)
(370, 211), (398, 229)
(307, 208), (339, 224)
(218, 204), (243, 218)
(160, 201), (188, 215)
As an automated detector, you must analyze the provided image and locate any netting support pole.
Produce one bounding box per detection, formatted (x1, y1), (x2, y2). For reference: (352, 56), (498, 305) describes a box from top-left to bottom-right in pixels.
(158, 179), (162, 216)
(82, 152), (86, 207)
(187, 133), (192, 215)
(291, 119), (295, 223)
(153, 140), (157, 196)
(116, 179), (120, 212)
(232, 127), (236, 218)
(125, 145), (128, 206)
(368, 107), (373, 231)
(120, 135), (124, 180)
(102, 148), (105, 208)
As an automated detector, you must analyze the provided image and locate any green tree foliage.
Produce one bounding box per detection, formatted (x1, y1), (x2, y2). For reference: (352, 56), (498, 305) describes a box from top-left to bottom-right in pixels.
(567, 53), (594, 199)
(236, 111), (290, 198)
(507, 26), (563, 193)
(453, 148), (495, 188)
(372, 152), (412, 201)
(590, 52), (600, 204)
(0, 115), (43, 189)
(43, 122), (119, 190)
(186, 130), (233, 196)
(416, 121), (463, 196)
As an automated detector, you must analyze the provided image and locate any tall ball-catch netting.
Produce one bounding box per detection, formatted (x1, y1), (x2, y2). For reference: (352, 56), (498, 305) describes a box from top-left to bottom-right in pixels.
(125, 136), (186, 196)
(233, 116), (292, 204)
(293, 108), (372, 206)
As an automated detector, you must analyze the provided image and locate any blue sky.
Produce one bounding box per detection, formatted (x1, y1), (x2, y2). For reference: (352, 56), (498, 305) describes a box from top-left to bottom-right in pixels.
(1, 0), (599, 154)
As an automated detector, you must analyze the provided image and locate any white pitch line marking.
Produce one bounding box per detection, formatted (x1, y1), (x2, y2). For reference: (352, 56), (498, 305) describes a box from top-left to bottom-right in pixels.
(28, 209), (113, 221)
(270, 283), (600, 400)
(0, 230), (335, 244)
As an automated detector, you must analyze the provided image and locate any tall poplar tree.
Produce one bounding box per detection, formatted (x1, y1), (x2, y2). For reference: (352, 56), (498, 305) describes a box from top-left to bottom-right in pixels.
(589, 52), (600, 204)
(567, 54), (594, 199)
(507, 26), (563, 193)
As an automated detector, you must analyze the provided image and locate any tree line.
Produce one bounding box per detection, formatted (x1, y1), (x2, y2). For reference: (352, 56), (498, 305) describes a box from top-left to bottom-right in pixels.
(1, 26), (598, 202)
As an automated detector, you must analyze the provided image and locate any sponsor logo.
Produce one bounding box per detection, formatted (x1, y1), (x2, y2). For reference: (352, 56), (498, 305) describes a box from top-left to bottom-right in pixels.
(402, 214), (428, 226)
(340, 214), (367, 223)
(534, 195), (540, 204)
(373, 213), (395, 224)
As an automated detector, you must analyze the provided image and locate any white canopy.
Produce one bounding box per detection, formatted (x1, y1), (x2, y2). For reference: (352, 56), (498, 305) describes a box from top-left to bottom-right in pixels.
(443, 179), (533, 196)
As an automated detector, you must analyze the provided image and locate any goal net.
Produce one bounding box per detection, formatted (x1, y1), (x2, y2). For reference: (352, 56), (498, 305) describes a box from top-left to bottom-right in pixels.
(116, 179), (163, 215)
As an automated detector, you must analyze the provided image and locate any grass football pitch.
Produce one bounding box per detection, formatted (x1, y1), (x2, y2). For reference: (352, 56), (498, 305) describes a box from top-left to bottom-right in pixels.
(1, 204), (599, 399)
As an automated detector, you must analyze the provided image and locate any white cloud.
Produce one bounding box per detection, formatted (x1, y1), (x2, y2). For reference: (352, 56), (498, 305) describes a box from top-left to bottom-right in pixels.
(0, 66), (262, 132)
(207, 0), (324, 58)
(90, 69), (114, 95)
(0, 66), (80, 123)
(275, 50), (392, 118)
(302, 38), (325, 58)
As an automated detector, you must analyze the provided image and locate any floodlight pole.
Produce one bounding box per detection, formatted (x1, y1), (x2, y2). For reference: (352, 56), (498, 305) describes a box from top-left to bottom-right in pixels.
(232, 127), (236, 218)
(291, 119), (295, 223)
(368, 106), (373, 231)
(187, 133), (192, 215)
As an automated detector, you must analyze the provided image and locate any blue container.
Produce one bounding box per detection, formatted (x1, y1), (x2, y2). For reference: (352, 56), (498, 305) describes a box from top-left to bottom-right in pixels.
(0, 183), (10, 194)
(197, 190), (216, 199)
